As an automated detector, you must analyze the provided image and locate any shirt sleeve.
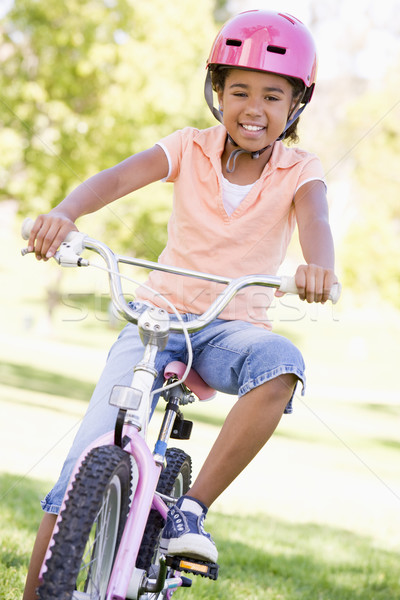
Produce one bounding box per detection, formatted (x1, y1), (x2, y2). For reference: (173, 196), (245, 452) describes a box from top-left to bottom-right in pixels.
(155, 127), (198, 183)
(295, 154), (327, 194)
(295, 176), (327, 195)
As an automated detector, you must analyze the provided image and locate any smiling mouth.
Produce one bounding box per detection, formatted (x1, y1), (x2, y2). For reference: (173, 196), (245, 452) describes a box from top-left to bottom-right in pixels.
(241, 124), (265, 132)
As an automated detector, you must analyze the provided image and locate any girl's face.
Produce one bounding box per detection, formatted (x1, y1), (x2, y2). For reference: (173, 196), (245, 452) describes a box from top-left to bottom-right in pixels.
(217, 69), (296, 152)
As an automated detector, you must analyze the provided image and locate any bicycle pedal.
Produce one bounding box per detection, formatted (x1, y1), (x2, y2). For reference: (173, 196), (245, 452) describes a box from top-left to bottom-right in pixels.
(165, 555), (219, 580)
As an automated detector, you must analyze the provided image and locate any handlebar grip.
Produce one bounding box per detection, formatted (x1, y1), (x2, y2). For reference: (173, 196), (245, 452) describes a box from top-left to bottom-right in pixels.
(21, 217), (89, 267)
(21, 217), (34, 240)
(279, 276), (341, 304)
(21, 217), (77, 244)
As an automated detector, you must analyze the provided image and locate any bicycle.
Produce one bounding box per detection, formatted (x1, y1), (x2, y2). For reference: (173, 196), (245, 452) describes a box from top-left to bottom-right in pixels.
(21, 218), (340, 600)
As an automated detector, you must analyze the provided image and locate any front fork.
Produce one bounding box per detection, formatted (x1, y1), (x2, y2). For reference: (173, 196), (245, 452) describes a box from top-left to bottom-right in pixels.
(104, 425), (163, 600)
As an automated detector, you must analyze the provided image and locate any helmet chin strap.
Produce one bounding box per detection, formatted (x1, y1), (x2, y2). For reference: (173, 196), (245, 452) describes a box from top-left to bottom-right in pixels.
(205, 70), (224, 123)
(277, 99), (307, 141)
(225, 134), (272, 173)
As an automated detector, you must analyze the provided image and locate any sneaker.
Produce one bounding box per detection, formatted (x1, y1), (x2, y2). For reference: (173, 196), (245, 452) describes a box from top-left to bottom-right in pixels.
(159, 496), (218, 563)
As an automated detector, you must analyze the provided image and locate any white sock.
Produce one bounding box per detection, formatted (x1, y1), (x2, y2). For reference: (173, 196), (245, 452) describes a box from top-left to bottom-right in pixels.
(180, 497), (203, 517)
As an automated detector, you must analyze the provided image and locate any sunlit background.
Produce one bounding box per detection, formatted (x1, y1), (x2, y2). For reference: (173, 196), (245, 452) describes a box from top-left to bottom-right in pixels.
(1, 1), (400, 597)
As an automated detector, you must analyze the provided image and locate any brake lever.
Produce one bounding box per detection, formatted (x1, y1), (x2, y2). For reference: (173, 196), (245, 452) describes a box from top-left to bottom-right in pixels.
(53, 234), (89, 267)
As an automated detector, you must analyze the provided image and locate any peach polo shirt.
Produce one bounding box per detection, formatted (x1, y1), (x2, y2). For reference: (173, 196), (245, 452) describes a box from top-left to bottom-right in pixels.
(136, 125), (325, 328)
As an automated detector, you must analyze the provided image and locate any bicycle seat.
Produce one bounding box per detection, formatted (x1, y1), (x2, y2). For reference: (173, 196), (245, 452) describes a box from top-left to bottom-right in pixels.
(164, 361), (216, 401)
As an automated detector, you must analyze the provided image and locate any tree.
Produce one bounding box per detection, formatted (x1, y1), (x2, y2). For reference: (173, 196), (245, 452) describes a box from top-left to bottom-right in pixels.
(0, 0), (217, 258)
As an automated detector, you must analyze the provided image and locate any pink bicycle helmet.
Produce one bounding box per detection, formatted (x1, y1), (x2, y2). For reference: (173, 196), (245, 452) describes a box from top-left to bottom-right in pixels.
(205, 10), (317, 125)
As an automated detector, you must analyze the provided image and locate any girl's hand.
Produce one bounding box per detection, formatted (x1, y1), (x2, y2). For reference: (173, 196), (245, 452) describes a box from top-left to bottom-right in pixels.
(293, 263), (337, 303)
(27, 212), (78, 261)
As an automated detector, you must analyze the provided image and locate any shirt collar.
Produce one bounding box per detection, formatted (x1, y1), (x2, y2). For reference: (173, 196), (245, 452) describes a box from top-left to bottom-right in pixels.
(193, 125), (227, 159)
(193, 125), (307, 172)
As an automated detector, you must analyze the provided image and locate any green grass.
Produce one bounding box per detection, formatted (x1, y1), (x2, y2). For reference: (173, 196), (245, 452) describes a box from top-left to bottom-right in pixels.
(1, 472), (400, 600)
(198, 513), (400, 599)
(187, 516), (400, 599)
(0, 361), (95, 402)
(0, 474), (48, 600)
(2, 327), (400, 598)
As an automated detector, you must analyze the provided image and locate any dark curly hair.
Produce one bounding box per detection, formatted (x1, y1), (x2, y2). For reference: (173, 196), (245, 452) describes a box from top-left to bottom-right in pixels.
(210, 66), (305, 144)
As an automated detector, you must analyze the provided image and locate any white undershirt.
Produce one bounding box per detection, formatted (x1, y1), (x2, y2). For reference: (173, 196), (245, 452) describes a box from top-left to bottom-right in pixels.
(221, 175), (327, 216)
(221, 175), (257, 216)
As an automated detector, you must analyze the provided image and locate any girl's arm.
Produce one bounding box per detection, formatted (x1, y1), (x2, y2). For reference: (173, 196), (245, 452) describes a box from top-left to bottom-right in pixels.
(293, 179), (337, 303)
(28, 144), (169, 260)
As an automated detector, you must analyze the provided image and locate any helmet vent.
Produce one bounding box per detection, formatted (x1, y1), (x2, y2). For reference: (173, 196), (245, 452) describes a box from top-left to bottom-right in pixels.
(267, 45), (286, 55)
(226, 39), (242, 47)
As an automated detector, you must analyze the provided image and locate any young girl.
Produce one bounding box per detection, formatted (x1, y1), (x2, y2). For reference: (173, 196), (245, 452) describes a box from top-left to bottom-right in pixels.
(23, 10), (337, 598)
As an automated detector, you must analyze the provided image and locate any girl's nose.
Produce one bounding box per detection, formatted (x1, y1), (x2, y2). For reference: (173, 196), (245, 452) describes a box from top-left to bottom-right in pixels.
(245, 97), (263, 116)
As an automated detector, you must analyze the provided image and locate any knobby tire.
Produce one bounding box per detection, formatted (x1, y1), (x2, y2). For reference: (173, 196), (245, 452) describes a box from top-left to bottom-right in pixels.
(38, 445), (132, 600)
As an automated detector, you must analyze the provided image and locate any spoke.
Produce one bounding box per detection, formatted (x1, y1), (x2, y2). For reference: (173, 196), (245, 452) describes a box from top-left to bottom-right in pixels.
(76, 484), (118, 597)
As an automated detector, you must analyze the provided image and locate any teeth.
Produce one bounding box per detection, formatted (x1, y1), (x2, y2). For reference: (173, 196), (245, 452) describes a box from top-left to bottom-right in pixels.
(242, 124), (263, 131)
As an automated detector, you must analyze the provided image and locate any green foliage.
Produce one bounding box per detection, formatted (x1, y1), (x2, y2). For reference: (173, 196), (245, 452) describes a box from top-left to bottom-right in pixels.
(0, 0), (217, 255)
(339, 70), (400, 307)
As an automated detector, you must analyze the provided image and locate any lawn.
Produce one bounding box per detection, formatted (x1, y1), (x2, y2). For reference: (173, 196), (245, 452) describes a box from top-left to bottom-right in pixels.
(1, 472), (400, 600)
(0, 474), (48, 600)
(1, 326), (400, 599)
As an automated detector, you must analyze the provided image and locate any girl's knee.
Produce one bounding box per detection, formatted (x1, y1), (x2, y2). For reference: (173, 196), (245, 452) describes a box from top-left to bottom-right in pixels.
(259, 373), (298, 401)
(274, 372), (298, 398)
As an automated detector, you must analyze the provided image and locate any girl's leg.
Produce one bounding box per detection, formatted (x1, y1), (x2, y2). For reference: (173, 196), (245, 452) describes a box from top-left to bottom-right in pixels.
(186, 319), (303, 506)
(188, 373), (296, 506)
(160, 320), (303, 562)
(160, 374), (296, 562)
(22, 513), (57, 600)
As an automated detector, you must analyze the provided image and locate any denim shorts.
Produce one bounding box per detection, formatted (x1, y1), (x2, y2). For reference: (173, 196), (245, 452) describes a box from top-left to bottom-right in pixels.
(41, 303), (305, 513)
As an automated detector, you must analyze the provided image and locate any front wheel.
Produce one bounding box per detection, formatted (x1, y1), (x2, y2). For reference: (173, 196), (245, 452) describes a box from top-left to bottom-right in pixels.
(38, 445), (134, 600)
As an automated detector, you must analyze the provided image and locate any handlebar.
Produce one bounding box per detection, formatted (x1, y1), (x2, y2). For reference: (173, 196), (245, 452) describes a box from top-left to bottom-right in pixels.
(21, 217), (341, 332)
